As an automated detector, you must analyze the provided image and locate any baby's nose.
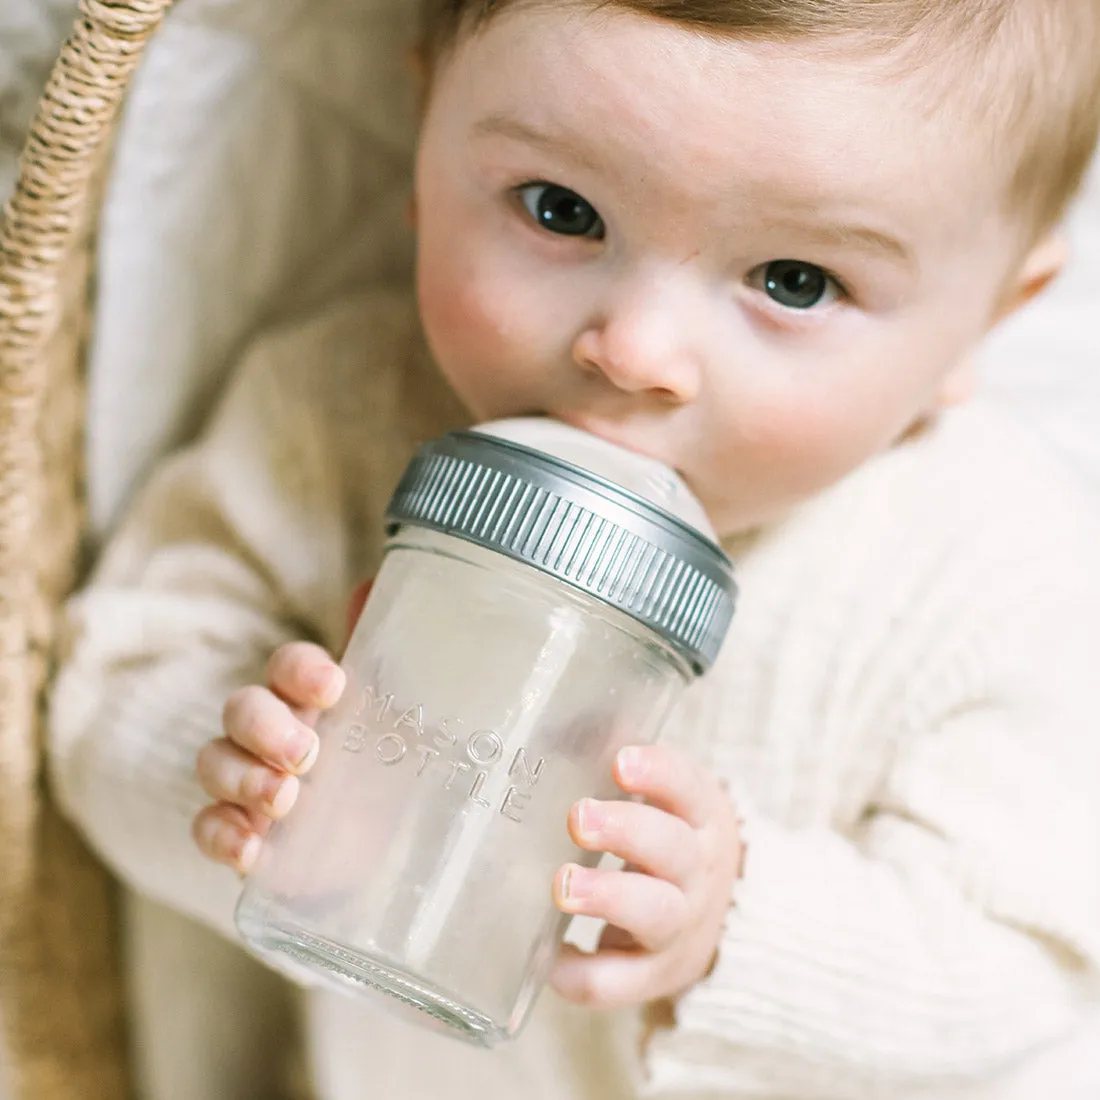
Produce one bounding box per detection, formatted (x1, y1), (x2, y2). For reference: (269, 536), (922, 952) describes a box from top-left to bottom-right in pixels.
(571, 278), (702, 404)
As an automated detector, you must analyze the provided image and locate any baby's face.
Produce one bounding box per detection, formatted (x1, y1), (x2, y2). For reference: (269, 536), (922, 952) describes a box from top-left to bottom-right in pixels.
(415, 4), (1029, 534)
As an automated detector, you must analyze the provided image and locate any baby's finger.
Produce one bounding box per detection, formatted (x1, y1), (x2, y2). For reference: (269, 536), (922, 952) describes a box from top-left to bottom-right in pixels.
(192, 803), (270, 873)
(554, 864), (688, 953)
(550, 945), (666, 1010)
(569, 798), (697, 886)
(266, 642), (346, 712)
(196, 738), (300, 820)
(222, 685), (319, 774)
(614, 744), (718, 829)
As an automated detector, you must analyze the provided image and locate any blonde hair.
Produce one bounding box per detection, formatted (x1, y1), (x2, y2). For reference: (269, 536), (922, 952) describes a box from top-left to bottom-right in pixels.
(418, 0), (1100, 241)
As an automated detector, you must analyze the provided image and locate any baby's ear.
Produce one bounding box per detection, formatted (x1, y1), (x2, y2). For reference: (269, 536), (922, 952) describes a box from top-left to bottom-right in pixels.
(938, 232), (1068, 412)
(994, 231), (1069, 324)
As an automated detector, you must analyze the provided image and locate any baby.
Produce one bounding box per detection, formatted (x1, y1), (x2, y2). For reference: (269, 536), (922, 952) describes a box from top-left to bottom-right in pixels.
(48, 0), (1100, 1097)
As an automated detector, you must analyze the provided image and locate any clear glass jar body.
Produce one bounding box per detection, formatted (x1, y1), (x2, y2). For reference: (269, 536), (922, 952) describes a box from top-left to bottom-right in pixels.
(235, 528), (691, 1046)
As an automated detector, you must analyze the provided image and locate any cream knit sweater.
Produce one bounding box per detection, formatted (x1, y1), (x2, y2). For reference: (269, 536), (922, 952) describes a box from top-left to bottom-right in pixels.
(48, 288), (1100, 1099)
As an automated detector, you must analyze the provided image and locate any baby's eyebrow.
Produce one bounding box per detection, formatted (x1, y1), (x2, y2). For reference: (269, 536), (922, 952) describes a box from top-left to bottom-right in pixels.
(473, 113), (604, 174)
(768, 216), (912, 265)
(828, 224), (910, 261)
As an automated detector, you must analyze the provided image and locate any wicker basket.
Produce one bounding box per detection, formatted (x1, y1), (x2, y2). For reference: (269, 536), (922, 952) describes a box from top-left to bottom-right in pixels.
(0, 2), (175, 1097)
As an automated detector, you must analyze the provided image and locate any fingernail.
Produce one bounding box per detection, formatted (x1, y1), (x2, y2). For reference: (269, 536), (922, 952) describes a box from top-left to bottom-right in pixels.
(268, 775), (298, 817)
(576, 799), (602, 840)
(194, 815), (218, 853)
(617, 747), (643, 782)
(560, 864), (590, 902)
(315, 666), (346, 708)
(288, 728), (319, 771)
(239, 834), (262, 874)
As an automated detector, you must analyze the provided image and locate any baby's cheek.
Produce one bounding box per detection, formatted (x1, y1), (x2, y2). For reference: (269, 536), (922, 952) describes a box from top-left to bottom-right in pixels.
(421, 265), (497, 353)
(418, 261), (535, 413)
(716, 383), (877, 502)
(773, 393), (903, 498)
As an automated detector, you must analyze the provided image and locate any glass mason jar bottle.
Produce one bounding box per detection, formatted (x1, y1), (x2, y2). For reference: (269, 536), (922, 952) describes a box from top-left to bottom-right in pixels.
(235, 421), (736, 1047)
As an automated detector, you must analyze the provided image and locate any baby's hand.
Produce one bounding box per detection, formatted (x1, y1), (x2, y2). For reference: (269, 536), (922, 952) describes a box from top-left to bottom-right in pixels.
(551, 744), (744, 1009)
(192, 642), (346, 873)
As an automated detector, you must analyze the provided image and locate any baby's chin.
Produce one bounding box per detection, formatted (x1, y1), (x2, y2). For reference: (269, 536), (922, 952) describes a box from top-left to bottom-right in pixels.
(700, 486), (816, 543)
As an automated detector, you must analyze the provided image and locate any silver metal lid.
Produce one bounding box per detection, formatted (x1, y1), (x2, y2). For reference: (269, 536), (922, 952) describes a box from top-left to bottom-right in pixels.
(384, 431), (736, 674)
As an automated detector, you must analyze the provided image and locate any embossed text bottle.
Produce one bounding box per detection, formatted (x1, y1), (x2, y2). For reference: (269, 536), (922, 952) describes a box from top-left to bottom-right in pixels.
(235, 420), (736, 1046)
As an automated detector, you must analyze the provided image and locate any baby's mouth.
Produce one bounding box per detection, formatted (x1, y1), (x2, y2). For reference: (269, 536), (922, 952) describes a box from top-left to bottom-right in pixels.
(553, 411), (683, 476)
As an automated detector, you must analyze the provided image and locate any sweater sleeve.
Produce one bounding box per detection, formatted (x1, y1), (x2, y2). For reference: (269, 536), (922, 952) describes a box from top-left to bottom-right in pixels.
(47, 311), (363, 941)
(649, 522), (1100, 1095)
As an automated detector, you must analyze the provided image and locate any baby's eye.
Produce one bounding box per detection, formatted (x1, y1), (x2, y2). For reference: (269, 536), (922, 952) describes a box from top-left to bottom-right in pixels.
(517, 183), (605, 240)
(748, 260), (842, 310)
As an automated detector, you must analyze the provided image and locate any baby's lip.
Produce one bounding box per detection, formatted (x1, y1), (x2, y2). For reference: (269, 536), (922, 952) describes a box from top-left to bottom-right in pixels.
(555, 411), (674, 470)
